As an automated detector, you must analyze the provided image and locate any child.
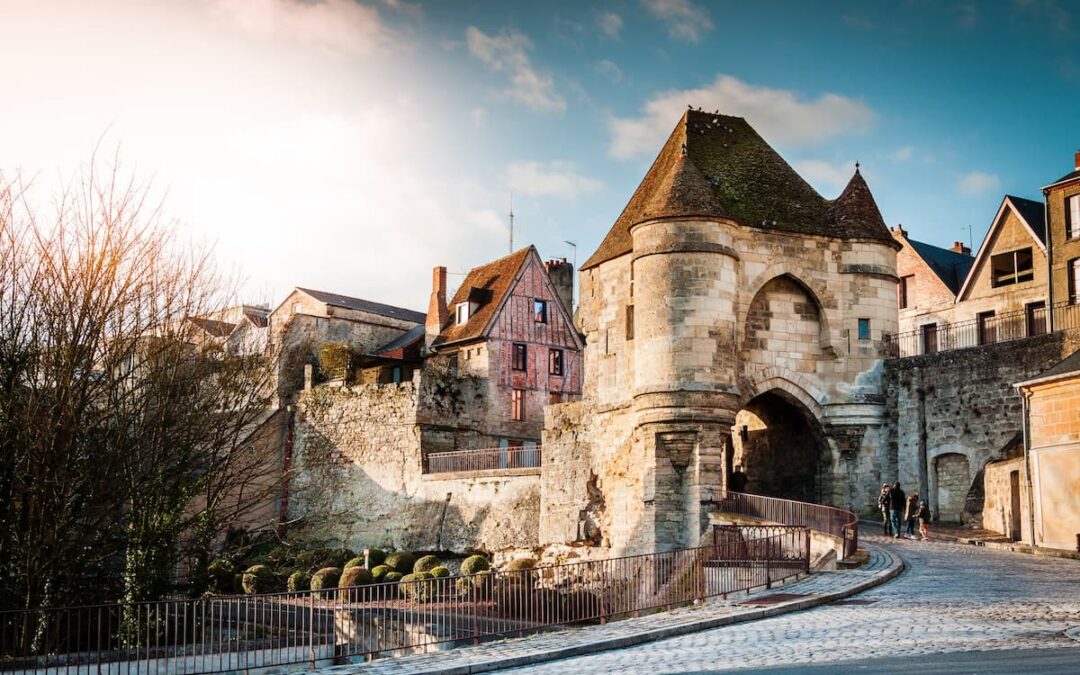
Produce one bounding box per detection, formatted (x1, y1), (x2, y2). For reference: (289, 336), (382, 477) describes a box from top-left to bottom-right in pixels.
(917, 500), (932, 541)
(878, 484), (892, 535)
(904, 492), (920, 539)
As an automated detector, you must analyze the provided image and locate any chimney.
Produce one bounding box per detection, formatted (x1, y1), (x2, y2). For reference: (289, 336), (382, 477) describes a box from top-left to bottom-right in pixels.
(544, 258), (574, 316)
(891, 223), (906, 237)
(1075, 150), (1080, 171)
(950, 241), (971, 256)
(426, 266), (448, 348)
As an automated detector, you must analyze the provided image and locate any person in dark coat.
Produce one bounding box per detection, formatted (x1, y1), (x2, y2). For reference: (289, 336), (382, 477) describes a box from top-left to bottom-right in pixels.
(877, 484), (893, 535)
(904, 492), (920, 538)
(889, 481), (906, 539)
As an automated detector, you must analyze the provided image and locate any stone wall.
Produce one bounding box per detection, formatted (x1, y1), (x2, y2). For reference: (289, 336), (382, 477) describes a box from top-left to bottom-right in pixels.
(883, 330), (1080, 525)
(982, 456), (1027, 542)
(288, 378), (540, 555)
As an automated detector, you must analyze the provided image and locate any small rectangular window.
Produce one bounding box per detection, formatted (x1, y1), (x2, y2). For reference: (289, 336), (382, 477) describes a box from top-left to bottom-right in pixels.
(1067, 195), (1080, 240)
(534, 299), (548, 323)
(899, 276), (912, 309)
(626, 304), (634, 340)
(512, 343), (527, 371)
(991, 248), (1034, 288)
(857, 318), (871, 341)
(511, 388), (525, 421)
(977, 311), (996, 345)
(1069, 258), (1080, 305)
(455, 302), (469, 324)
(549, 348), (564, 376)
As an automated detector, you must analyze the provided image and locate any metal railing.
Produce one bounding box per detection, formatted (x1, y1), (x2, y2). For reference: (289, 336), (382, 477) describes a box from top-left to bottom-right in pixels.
(883, 301), (1080, 359)
(719, 491), (859, 559)
(0, 526), (807, 674)
(425, 446), (542, 474)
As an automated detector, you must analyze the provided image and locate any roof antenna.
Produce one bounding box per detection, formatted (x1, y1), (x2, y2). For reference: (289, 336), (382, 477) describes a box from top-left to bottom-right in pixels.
(508, 192), (514, 254)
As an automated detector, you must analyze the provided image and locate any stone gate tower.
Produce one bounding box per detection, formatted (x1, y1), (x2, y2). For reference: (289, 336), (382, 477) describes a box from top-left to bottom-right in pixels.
(541, 110), (899, 555)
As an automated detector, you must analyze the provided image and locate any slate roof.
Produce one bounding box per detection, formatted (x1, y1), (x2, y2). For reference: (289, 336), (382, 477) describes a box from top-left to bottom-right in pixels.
(1018, 348), (1080, 386)
(433, 246), (533, 347)
(296, 288), (426, 324)
(242, 308), (269, 328)
(373, 324), (425, 358)
(1007, 195), (1046, 244)
(1044, 168), (1080, 190)
(906, 238), (974, 295)
(187, 317), (236, 338)
(582, 110), (893, 270)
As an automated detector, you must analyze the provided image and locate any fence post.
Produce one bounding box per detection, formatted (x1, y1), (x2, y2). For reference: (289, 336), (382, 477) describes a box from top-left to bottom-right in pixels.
(805, 528), (811, 573)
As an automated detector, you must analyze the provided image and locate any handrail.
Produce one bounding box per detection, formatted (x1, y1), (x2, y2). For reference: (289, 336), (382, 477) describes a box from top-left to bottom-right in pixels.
(719, 490), (859, 559)
(425, 446), (542, 474)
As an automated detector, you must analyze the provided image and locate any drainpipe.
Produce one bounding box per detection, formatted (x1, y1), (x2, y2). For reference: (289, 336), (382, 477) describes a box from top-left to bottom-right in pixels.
(1043, 192), (1054, 333)
(1019, 389), (1036, 547)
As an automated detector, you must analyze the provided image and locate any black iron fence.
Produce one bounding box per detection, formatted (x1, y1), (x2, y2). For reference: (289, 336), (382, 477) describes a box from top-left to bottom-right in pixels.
(883, 302), (1080, 359)
(0, 525), (808, 674)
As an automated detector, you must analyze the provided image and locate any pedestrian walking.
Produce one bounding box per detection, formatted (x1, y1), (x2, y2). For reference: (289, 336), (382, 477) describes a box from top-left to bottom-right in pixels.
(904, 491), (920, 538)
(730, 465), (748, 493)
(877, 483), (892, 535)
(889, 481), (906, 539)
(917, 500), (932, 541)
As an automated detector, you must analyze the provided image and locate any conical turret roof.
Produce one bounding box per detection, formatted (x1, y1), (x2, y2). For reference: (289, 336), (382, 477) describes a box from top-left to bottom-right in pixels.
(826, 167), (891, 240)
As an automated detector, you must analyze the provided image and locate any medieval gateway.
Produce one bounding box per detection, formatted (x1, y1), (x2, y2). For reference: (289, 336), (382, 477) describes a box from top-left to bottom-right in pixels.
(264, 109), (1079, 561)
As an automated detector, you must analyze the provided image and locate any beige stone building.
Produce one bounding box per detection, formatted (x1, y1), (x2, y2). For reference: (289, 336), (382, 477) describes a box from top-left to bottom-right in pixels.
(983, 351), (1080, 551)
(1045, 152), (1080, 330)
(891, 225), (972, 343)
(542, 110), (900, 556)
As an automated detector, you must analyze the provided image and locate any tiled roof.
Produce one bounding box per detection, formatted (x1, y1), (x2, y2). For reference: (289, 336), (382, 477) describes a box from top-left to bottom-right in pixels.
(242, 307), (269, 328)
(906, 238), (974, 295)
(433, 246), (533, 347)
(373, 324), (425, 358)
(1006, 195), (1046, 244)
(1044, 168), (1080, 189)
(296, 288), (426, 324)
(188, 317), (236, 338)
(582, 110), (893, 270)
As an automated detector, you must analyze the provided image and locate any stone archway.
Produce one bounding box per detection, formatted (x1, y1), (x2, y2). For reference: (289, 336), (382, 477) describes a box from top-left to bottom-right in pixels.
(730, 388), (828, 503)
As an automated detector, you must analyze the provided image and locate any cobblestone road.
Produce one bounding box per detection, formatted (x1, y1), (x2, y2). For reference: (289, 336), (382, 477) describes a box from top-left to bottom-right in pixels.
(499, 534), (1080, 673)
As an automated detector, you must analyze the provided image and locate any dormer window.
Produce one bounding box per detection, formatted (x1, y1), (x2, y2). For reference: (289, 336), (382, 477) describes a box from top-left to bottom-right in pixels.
(991, 248), (1034, 288)
(534, 299), (548, 323)
(455, 302), (470, 324)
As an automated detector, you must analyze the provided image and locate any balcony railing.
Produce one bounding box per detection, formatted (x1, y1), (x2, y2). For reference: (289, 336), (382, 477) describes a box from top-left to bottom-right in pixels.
(883, 302), (1080, 359)
(719, 490), (859, 559)
(425, 446), (542, 474)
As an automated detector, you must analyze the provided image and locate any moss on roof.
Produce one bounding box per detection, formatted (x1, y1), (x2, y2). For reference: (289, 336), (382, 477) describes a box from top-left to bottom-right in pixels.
(582, 110), (893, 270)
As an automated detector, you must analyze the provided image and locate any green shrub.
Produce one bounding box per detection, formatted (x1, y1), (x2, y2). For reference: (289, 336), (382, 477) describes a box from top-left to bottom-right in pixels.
(366, 548), (387, 568)
(344, 556), (366, 570)
(384, 571), (405, 583)
(460, 554), (491, 575)
(385, 551), (416, 574)
(310, 567), (341, 597)
(318, 342), (354, 380)
(207, 558), (235, 594)
(455, 572), (492, 599)
(399, 572), (435, 601)
(413, 555), (440, 574)
(287, 571), (311, 593)
(370, 565), (391, 582)
(292, 551), (317, 573)
(339, 566), (373, 587)
(502, 558), (537, 571)
(429, 566), (450, 578)
(242, 564), (275, 595)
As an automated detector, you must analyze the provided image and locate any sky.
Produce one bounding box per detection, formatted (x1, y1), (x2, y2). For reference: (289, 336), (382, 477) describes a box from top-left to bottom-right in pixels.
(1, 0), (1078, 311)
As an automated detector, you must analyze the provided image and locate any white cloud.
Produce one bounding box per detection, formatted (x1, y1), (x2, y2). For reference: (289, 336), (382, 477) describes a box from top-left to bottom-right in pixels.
(794, 159), (857, 194)
(609, 74), (874, 160)
(598, 11), (624, 38)
(208, 0), (393, 56)
(595, 59), (623, 83)
(890, 146), (914, 161)
(641, 0), (713, 42)
(957, 171), (1001, 196)
(506, 161), (603, 199)
(466, 26), (566, 114)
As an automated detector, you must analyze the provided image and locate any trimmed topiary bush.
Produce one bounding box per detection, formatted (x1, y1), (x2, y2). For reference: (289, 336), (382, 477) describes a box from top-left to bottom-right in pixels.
(413, 555), (440, 574)
(370, 565), (391, 582)
(366, 548), (387, 568)
(399, 572), (434, 602)
(339, 566), (373, 587)
(242, 564), (275, 594)
(429, 566), (450, 578)
(310, 567), (341, 597)
(344, 556), (366, 570)
(460, 554), (491, 575)
(385, 551), (416, 574)
(287, 571), (311, 593)
(207, 558), (235, 594)
(384, 571), (405, 583)
(502, 558), (537, 572)
(455, 572), (492, 599)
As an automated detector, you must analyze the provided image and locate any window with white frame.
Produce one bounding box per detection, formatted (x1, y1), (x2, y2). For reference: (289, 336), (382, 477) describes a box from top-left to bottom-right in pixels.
(1067, 195), (1080, 240)
(455, 302), (469, 324)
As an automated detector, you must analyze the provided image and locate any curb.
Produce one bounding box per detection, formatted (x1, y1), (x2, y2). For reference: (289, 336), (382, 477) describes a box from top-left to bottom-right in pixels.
(859, 519), (1080, 561)
(350, 544), (904, 675)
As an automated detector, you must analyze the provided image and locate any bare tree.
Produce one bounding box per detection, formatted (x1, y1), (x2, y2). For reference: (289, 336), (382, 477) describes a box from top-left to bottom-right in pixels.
(0, 155), (280, 612)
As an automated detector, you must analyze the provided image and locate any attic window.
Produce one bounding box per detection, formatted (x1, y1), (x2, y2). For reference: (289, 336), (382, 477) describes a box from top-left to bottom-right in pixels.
(455, 302), (469, 324)
(990, 248), (1034, 288)
(534, 299), (548, 323)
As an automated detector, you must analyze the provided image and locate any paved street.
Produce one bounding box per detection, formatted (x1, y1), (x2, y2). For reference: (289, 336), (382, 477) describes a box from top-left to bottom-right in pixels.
(498, 534), (1080, 674)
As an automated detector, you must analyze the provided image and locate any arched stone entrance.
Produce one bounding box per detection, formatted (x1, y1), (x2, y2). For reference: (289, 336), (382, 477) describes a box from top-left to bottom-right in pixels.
(731, 389), (828, 503)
